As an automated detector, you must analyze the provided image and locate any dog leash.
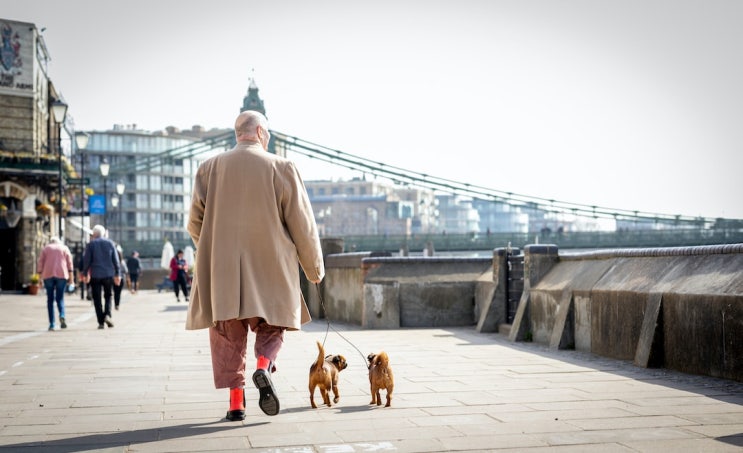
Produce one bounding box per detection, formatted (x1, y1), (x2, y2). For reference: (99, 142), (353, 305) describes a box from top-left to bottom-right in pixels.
(314, 283), (368, 367)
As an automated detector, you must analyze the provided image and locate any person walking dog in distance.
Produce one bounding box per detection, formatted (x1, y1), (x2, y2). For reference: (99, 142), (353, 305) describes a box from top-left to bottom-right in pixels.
(81, 225), (121, 329)
(37, 237), (74, 331)
(186, 110), (324, 421)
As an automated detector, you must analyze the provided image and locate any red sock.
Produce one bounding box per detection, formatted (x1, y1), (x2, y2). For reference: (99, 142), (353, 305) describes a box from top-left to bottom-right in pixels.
(257, 355), (270, 370)
(229, 387), (244, 411)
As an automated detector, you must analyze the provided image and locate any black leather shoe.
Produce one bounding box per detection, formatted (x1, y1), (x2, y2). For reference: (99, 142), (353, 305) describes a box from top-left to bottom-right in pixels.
(104, 316), (114, 328)
(252, 369), (279, 416)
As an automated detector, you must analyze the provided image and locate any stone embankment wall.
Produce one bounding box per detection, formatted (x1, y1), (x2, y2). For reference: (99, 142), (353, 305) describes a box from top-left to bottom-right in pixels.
(500, 244), (743, 382)
(318, 252), (492, 328)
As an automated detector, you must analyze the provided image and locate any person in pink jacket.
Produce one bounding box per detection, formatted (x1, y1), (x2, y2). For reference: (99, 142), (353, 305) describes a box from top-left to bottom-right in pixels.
(169, 249), (189, 303)
(187, 110), (324, 421)
(37, 237), (74, 331)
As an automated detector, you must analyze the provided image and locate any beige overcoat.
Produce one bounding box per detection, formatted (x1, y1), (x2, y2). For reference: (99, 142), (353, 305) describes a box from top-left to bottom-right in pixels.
(185, 141), (324, 330)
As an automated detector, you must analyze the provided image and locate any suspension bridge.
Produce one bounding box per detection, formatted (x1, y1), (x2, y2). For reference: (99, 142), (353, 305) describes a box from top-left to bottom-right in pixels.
(110, 129), (743, 256)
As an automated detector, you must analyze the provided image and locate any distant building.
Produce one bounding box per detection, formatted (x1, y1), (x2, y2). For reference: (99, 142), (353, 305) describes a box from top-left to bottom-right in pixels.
(436, 194), (480, 234)
(305, 179), (438, 236)
(473, 199), (529, 233)
(80, 124), (230, 252)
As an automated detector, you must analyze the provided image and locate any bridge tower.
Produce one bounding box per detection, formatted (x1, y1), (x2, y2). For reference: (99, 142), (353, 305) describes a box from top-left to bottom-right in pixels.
(241, 76), (266, 115)
(240, 74), (281, 155)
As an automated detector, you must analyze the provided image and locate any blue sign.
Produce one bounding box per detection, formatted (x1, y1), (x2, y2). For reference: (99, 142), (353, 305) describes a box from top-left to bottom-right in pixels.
(89, 195), (106, 214)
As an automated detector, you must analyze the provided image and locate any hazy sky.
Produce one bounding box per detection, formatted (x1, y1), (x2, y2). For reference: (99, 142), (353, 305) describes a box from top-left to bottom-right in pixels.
(2, 0), (741, 219)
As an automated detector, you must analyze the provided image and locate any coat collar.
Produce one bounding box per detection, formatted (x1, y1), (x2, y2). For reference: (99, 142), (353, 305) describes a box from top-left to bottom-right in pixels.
(235, 141), (264, 153)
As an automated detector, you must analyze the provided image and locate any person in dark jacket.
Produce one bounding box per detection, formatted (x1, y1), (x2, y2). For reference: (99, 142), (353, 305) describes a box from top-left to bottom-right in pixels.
(82, 225), (121, 329)
(126, 250), (142, 294)
(113, 245), (128, 310)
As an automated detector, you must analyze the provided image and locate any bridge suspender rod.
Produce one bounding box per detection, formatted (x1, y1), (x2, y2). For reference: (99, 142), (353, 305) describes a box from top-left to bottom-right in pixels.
(272, 130), (715, 227)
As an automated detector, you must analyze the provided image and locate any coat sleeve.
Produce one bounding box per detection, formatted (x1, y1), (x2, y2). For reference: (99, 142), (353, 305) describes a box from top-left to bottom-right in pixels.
(111, 245), (121, 276)
(278, 161), (325, 283)
(65, 249), (74, 279)
(188, 164), (206, 246)
(82, 245), (91, 275)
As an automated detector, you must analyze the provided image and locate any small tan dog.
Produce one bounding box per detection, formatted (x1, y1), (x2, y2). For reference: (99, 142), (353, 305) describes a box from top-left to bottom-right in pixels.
(309, 340), (348, 408)
(367, 351), (394, 407)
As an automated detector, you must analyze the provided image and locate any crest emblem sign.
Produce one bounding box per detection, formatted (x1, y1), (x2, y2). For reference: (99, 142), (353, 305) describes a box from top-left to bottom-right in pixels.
(1, 23), (21, 72)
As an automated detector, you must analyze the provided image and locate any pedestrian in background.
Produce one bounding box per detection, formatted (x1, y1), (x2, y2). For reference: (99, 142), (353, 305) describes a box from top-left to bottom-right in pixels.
(113, 245), (128, 310)
(37, 237), (74, 331)
(81, 225), (121, 329)
(169, 249), (189, 303)
(186, 110), (324, 421)
(127, 250), (142, 294)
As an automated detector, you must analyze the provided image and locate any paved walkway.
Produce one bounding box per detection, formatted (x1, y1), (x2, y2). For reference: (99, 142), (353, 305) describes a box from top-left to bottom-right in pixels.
(0, 289), (741, 452)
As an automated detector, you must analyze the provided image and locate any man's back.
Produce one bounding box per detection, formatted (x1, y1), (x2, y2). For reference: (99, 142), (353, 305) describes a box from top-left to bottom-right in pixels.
(84, 237), (119, 279)
(186, 141), (324, 330)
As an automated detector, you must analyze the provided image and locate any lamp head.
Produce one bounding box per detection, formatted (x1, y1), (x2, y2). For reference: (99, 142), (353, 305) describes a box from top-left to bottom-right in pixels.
(75, 132), (89, 150)
(51, 99), (68, 124)
(100, 158), (110, 177)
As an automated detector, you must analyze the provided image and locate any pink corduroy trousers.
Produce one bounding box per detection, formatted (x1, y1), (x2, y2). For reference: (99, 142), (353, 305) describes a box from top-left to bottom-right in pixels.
(209, 318), (285, 389)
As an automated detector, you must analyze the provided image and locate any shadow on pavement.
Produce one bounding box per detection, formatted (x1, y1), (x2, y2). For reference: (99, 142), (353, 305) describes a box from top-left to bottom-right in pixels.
(716, 434), (743, 447)
(0, 420), (268, 452)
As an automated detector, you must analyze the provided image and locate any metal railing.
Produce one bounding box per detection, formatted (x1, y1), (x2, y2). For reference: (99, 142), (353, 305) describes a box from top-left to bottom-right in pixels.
(120, 229), (743, 258)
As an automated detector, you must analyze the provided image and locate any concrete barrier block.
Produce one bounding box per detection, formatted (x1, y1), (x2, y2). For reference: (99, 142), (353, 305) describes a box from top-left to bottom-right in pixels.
(362, 282), (400, 329)
(634, 292), (663, 368)
(549, 288), (575, 350)
(399, 282), (476, 327)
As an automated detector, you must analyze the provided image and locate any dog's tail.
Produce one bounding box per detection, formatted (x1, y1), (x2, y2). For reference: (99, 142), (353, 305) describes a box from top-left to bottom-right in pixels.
(314, 340), (325, 371)
(372, 351), (389, 368)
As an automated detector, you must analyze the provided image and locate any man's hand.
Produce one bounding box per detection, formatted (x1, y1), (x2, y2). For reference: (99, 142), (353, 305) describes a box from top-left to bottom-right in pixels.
(113, 276), (122, 286)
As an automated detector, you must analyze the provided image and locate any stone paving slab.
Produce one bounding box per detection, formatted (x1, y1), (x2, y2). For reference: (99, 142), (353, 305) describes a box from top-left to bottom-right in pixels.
(0, 289), (742, 452)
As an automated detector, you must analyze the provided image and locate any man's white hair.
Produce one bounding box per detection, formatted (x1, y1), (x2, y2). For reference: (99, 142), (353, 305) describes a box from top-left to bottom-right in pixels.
(92, 224), (107, 238)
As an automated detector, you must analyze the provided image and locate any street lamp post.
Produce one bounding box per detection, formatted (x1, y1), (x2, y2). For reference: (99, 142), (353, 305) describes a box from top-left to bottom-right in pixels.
(75, 132), (89, 300)
(111, 194), (119, 239)
(51, 99), (68, 240)
(116, 181), (125, 242)
(100, 158), (110, 227)
(75, 132), (90, 241)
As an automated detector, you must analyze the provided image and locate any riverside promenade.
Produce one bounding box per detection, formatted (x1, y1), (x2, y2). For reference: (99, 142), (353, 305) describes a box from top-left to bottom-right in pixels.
(0, 290), (741, 452)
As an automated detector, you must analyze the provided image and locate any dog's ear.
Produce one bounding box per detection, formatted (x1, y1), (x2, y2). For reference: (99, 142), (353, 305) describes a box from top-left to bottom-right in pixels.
(336, 356), (348, 370)
(367, 353), (375, 363)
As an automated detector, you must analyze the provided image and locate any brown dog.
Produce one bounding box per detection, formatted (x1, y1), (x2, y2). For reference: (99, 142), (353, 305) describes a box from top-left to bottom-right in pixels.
(368, 351), (394, 407)
(309, 340), (348, 408)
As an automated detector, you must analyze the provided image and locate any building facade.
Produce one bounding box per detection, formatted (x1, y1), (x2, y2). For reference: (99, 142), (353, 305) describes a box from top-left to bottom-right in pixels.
(0, 19), (74, 291)
(80, 124), (231, 257)
(305, 178), (438, 236)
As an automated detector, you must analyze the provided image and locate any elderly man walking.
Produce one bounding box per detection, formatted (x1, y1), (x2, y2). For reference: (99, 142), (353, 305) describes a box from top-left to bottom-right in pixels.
(81, 225), (121, 329)
(187, 110), (324, 421)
